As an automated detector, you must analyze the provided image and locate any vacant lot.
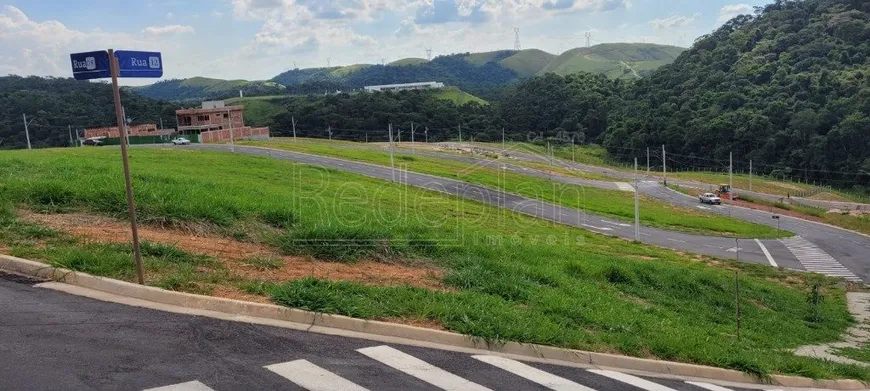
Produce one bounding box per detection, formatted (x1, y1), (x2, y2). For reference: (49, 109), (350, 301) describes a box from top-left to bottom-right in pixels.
(0, 147), (865, 380)
(244, 139), (789, 239)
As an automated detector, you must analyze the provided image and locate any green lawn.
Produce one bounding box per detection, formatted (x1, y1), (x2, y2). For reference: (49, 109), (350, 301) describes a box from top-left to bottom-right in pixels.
(243, 139), (790, 239)
(0, 147), (865, 380)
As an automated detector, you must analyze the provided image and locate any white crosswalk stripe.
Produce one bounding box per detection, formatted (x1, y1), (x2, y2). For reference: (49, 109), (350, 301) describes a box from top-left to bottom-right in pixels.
(588, 369), (677, 391)
(472, 355), (596, 391)
(615, 182), (635, 191)
(143, 381), (214, 391)
(140, 347), (804, 391)
(265, 359), (369, 391)
(358, 345), (492, 390)
(685, 381), (733, 391)
(779, 237), (861, 282)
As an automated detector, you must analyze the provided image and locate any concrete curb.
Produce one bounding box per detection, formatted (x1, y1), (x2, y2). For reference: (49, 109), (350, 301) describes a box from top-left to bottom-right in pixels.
(1, 254), (866, 390)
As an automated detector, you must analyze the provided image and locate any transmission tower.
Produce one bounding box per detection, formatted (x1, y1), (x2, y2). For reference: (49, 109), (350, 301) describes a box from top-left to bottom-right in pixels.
(585, 32), (592, 47)
(425, 48), (433, 60)
(513, 28), (521, 51)
(327, 57), (331, 67)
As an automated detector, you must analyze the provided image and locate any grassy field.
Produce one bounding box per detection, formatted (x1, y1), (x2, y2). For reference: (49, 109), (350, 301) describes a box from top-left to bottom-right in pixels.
(498, 49), (557, 77)
(389, 58), (429, 66)
(0, 147), (866, 380)
(244, 139), (788, 238)
(432, 87), (488, 106)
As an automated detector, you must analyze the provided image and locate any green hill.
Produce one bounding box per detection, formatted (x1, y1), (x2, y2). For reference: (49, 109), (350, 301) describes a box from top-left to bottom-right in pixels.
(137, 44), (683, 102)
(538, 43), (685, 79)
(499, 49), (558, 77)
(330, 64), (372, 77)
(604, 0), (870, 186)
(389, 58), (429, 66)
(432, 86), (488, 105)
(135, 77), (286, 101)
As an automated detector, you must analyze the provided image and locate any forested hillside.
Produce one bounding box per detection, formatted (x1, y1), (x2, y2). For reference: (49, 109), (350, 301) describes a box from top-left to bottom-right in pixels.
(268, 91), (501, 142)
(0, 76), (176, 149)
(134, 77), (286, 102)
(132, 44), (681, 102)
(500, 73), (625, 142)
(604, 0), (870, 186)
(273, 53), (517, 100)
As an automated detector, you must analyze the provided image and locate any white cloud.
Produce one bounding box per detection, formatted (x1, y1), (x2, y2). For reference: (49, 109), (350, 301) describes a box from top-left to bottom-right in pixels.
(718, 4), (753, 23)
(649, 14), (698, 30)
(0, 6), (197, 83)
(142, 25), (195, 36)
(166, 11), (174, 19)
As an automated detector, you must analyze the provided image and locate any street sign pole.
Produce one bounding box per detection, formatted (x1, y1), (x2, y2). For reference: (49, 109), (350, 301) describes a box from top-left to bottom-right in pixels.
(108, 49), (144, 285)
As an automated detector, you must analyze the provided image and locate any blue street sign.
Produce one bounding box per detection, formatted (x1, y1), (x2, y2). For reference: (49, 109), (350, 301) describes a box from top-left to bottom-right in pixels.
(115, 50), (163, 78)
(70, 51), (110, 80)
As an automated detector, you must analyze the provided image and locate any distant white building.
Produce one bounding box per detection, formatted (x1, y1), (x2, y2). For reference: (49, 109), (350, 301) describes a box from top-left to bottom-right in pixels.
(364, 81), (445, 93)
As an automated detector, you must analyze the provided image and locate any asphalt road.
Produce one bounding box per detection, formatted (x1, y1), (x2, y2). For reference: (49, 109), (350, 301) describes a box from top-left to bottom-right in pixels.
(167, 144), (844, 275)
(0, 272), (773, 391)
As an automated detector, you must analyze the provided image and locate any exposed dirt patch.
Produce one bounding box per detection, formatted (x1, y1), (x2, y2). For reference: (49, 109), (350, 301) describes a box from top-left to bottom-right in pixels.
(211, 285), (273, 304)
(19, 211), (446, 291)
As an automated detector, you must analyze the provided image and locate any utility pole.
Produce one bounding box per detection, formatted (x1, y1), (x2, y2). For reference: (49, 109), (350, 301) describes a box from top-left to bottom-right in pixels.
(397, 128), (401, 143)
(291, 116), (297, 141)
(646, 147), (650, 173)
(634, 158), (640, 242)
(502, 127), (505, 150)
(458, 124), (462, 143)
(749, 160), (753, 192)
(68, 125), (73, 147)
(547, 142), (554, 182)
(228, 109), (235, 153)
(388, 124), (396, 182)
(729, 151), (734, 202)
(425, 127), (428, 143)
(327, 126), (332, 140)
(159, 117), (164, 130)
(108, 49), (144, 285)
(22, 114), (33, 150)
(662, 145), (667, 185)
(571, 135), (575, 162)
(411, 122), (415, 143)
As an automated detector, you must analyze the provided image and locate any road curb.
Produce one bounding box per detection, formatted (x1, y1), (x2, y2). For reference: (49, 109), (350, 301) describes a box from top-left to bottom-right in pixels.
(1, 254), (866, 390)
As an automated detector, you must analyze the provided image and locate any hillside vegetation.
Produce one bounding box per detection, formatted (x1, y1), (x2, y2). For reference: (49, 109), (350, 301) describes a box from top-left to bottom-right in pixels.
(134, 77), (286, 102)
(132, 44), (681, 102)
(0, 76), (176, 150)
(604, 0), (870, 186)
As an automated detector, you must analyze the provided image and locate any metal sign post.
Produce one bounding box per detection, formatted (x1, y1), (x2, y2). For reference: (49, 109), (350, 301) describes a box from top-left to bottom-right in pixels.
(108, 49), (144, 285)
(70, 49), (163, 285)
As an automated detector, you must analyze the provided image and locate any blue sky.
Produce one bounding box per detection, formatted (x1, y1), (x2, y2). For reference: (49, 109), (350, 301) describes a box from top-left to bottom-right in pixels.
(0, 0), (770, 84)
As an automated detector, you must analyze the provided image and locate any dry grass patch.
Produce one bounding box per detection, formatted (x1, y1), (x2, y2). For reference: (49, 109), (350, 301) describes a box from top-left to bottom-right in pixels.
(19, 210), (446, 291)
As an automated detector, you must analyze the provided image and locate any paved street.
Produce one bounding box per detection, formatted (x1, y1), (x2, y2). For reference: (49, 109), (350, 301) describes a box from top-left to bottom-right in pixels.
(0, 272), (787, 391)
